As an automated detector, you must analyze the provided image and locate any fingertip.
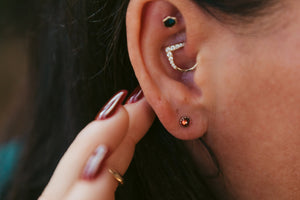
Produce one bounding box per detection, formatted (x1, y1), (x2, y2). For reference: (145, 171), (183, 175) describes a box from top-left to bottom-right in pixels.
(81, 145), (109, 180)
(95, 90), (128, 120)
(123, 97), (155, 143)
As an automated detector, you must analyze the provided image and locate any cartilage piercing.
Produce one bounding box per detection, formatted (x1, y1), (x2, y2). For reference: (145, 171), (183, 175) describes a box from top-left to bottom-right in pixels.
(165, 43), (198, 72)
(163, 16), (177, 28)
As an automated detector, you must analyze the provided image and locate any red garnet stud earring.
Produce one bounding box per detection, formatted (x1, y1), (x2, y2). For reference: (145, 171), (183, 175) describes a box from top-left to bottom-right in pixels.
(180, 116), (191, 128)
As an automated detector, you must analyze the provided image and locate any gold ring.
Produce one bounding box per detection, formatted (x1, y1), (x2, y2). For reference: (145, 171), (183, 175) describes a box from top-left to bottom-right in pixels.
(108, 168), (124, 185)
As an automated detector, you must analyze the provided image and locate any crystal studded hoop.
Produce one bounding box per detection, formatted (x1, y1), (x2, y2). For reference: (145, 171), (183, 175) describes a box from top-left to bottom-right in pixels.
(165, 42), (197, 72)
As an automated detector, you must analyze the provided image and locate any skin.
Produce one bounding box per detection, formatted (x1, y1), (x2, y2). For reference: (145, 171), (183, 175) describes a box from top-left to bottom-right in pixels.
(40, 99), (155, 199)
(127, 0), (300, 199)
(42, 0), (299, 199)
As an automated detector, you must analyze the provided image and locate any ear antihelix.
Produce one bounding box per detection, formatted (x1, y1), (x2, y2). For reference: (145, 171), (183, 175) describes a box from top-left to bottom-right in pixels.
(161, 15), (199, 131)
(160, 14), (198, 73)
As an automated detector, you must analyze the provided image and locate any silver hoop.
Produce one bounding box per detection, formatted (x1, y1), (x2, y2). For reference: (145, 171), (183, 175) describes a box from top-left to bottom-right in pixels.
(165, 42), (197, 72)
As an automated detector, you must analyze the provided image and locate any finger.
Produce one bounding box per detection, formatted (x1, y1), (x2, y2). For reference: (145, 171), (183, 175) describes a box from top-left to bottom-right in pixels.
(102, 97), (155, 188)
(107, 97), (155, 175)
(65, 97), (155, 199)
(41, 91), (130, 199)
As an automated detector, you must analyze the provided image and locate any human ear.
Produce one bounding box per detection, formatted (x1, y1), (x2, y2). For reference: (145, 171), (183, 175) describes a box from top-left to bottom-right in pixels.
(126, 0), (211, 140)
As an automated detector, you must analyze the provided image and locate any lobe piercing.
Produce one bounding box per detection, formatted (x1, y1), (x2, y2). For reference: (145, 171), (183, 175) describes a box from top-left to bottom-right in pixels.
(165, 43), (198, 72)
(163, 16), (177, 28)
(180, 116), (191, 128)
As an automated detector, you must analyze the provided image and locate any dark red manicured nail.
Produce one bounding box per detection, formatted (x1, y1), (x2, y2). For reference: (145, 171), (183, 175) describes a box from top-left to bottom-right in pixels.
(95, 90), (128, 120)
(126, 86), (144, 104)
(82, 145), (108, 180)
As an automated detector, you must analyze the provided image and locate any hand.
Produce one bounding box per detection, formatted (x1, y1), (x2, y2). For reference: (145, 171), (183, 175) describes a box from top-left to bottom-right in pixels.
(39, 89), (155, 200)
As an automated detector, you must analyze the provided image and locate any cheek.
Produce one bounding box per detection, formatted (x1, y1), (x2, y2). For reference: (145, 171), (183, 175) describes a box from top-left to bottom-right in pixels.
(210, 34), (300, 150)
(204, 35), (300, 198)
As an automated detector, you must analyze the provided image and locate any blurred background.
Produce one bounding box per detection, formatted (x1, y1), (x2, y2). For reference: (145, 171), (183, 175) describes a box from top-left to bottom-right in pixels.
(0, 1), (34, 137)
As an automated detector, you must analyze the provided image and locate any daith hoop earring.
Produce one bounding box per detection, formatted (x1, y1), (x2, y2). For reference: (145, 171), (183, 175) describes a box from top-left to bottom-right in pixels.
(165, 43), (198, 72)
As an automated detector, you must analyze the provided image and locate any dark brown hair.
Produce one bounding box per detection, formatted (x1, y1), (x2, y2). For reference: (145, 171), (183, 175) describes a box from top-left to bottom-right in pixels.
(3, 0), (274, 199)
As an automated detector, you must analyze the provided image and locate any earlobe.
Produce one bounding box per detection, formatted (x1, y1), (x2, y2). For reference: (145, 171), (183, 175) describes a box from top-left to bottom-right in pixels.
(126, 0), (209, 140)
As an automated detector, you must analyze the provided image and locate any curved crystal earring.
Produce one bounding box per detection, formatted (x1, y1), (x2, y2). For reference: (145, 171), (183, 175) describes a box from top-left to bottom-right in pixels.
(165, 42), (198, 72)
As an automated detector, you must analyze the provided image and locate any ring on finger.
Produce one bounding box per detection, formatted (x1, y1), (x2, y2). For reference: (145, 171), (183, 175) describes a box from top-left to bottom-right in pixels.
(108, 168), (124, 185)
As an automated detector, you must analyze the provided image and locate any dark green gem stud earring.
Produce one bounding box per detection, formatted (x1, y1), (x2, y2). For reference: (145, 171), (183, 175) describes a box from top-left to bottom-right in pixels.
(163, 16), (177, 28)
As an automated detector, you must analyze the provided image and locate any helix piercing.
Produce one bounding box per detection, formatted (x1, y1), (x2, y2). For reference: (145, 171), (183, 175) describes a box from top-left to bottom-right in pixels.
(165, 43), (198, 72)
(180, 116), (191, 128)
(163, 16), (177, 28)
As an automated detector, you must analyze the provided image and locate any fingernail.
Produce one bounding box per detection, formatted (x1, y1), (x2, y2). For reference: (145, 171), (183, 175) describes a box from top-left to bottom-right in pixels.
(95, 90), (128, 120)
(126, 86), (144, 104)
(82, 145), (108, 180)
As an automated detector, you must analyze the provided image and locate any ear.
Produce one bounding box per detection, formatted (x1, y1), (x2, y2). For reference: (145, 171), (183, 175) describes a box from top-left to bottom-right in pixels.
(126, 0), (212, 140)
